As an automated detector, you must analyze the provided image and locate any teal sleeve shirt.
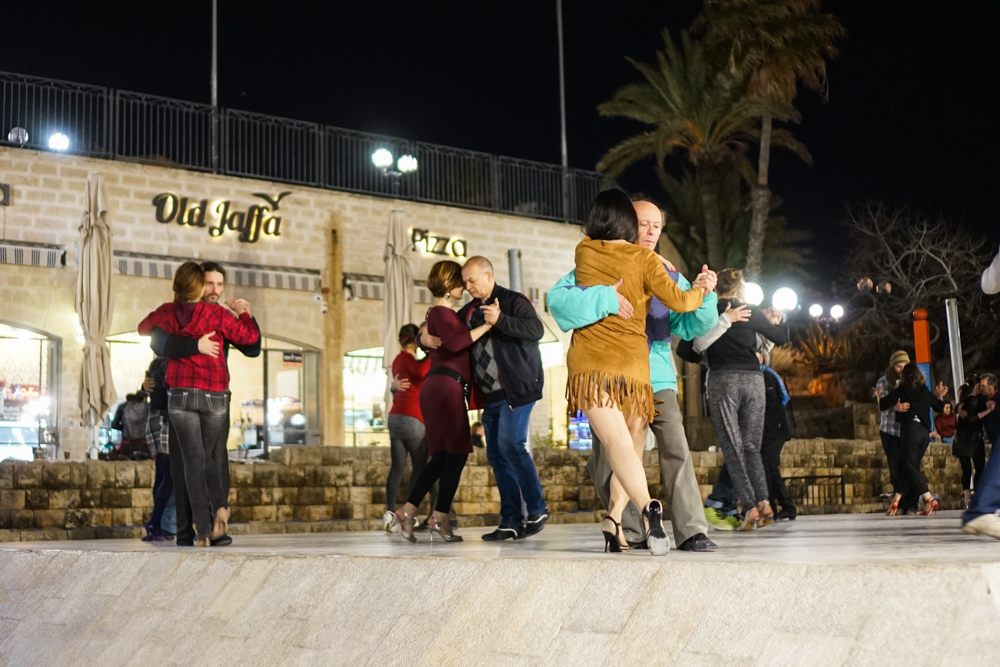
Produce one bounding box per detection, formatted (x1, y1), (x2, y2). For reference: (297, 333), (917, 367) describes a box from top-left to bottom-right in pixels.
(546, 270), (619, 333)
(547, 268), (720, 393)
(650, 274), (719, 394)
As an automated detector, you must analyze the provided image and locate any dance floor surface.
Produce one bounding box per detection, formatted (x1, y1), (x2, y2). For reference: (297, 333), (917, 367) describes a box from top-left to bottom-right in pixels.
(2, 511), (999, 667)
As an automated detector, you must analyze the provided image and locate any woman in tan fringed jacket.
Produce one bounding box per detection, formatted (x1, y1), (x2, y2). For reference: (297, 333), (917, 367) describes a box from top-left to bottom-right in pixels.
(567, 189), (708, 555)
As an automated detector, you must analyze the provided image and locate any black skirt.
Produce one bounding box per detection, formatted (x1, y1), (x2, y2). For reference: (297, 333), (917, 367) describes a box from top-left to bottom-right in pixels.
(953, 429), (985, 458)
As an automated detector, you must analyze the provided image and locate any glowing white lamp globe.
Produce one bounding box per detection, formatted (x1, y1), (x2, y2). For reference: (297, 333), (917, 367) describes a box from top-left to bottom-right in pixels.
(397, 154), (418, 173)
(830, 304), (845, 320)
(744, 281), (764, 306)
(809, 304), (824, 318)
(371, 148), (394, 169)
(48, 132), (70, 151)
(772, 287), (798, 312)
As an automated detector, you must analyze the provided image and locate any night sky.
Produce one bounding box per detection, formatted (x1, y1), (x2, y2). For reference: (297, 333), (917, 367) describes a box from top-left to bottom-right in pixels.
(5, 1), (999, 290)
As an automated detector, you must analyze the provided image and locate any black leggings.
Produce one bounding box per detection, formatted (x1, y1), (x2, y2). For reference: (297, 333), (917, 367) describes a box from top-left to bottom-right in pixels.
(899, 423), (931, 498)
(407, 452), (468, 514)
(959, 452), (986, 491)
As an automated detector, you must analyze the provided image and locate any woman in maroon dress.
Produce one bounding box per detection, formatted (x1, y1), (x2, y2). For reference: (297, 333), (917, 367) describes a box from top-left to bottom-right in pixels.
(393, 261), (491, 542)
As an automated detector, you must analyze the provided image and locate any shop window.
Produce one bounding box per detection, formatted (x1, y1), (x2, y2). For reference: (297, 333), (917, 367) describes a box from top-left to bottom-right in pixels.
(0, 322), (60, 461)
(229, 336), (320, 456)
(344, 347), (389, 447)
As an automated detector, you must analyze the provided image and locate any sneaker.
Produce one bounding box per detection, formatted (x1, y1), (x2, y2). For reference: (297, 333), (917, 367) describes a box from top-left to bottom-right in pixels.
(518, 510), (550, 538)
(704, 507), (735, 531)
(962, 513), (1000, 539)
(383, 510), (399, 533)
(722, 514), (743, 530)
(482, 526), (523, 541)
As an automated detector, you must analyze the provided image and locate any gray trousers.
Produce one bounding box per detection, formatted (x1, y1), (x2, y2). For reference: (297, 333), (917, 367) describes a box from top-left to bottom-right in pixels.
(587, 389), (709, 545)
(706, 371), (768, 512)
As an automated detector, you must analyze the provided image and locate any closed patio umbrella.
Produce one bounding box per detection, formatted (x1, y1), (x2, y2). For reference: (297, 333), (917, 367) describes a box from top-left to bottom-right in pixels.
(76, 172), (117, 457)
(382, 209), (414, 411)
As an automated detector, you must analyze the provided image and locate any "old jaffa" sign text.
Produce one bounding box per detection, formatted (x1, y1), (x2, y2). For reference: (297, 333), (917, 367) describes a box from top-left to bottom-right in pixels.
(151, 191), (292, 243)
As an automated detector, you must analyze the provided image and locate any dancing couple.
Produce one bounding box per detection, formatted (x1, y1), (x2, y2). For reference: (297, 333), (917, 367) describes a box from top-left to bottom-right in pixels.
(392, 256), (549, 543)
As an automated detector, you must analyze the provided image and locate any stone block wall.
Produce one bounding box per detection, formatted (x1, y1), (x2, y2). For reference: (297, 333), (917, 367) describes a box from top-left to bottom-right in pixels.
(0, 439), (968, 541)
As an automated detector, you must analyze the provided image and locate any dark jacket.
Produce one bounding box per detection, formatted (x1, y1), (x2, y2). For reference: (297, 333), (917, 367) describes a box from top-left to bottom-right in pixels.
(879, 383), (945, 432)
(706, 299), (790, 373)
(457, 283), (544, 408)
(762, 367), (793, 442)
(954, 395), (986, 458)
(151, 315), (262, 367)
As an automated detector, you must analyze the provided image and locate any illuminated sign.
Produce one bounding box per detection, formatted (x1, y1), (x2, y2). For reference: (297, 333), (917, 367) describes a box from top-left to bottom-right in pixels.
(410, 228), (467, 258)
(152, 191), (292, 244)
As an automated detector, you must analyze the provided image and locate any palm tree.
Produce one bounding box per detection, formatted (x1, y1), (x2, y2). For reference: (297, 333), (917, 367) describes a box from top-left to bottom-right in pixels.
(597, 30), (805, 269)
(659, 165), (810, 278)
(701, 0), (844, 280)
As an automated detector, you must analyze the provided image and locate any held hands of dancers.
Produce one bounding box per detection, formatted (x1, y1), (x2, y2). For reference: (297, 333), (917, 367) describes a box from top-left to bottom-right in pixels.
(611, 279), (634, 320)
(692, 265), (717, 295)
(481, 298), (501, 326)
(934, 382), (948, 400)
(893, 400), (910, 412)
(227, 298), (250, 316)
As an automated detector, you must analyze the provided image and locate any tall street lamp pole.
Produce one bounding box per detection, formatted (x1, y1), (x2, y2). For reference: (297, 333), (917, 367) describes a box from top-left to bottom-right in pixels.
(211, 0), (219, 173)
(556, 0), (570, 220)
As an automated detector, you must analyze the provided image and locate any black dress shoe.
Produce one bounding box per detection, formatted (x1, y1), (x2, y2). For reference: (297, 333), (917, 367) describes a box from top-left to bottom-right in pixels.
(775, 506), (797, 521)
(518, 510), (550, 539)
(626, 538), (649, 550)
(482, 526), (523, 541)
(176, 537), (195, 547)
(677, 533), (717, 552)
(210, 534), (233, 547)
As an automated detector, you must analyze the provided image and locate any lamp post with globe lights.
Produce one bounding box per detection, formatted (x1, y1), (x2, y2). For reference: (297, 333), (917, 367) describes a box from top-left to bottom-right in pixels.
(371, 148), (418, 193)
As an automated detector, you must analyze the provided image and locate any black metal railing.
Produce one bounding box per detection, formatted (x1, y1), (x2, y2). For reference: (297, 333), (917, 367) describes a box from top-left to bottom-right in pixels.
(0, 70), (611, 223)
(783, 475), (847, 507)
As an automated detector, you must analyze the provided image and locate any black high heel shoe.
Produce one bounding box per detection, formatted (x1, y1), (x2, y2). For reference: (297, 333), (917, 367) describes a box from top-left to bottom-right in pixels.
(642, 500), (670, 556)
(601, 517), (631, 553)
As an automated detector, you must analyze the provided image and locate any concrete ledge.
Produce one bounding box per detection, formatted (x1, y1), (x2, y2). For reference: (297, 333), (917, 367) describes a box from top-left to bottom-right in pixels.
(2, 514), (1000, 666)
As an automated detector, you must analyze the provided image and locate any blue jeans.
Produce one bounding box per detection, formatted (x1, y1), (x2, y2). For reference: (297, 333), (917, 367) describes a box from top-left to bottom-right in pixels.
(706, 463), (738, 517)
(482, 400), (546, 527)
(963, 426), (1000, 523)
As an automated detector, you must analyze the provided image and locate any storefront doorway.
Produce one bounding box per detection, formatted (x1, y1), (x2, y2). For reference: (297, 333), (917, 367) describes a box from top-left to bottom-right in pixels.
(102, 332), (320, 457)
(228, 336), (320, 455)
(0, 321), (60, 461)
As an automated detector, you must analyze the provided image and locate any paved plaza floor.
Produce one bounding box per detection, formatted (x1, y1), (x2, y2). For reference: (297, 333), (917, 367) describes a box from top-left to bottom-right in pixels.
(1, 510), (995, 564)
(3, 511), (1000, 666)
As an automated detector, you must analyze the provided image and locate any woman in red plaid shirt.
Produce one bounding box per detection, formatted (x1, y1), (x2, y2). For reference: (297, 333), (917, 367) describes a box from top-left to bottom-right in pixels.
(138, 262), (260, 547)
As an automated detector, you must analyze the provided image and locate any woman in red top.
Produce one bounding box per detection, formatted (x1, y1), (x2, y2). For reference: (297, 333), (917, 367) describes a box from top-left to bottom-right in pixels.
(138, 262), (259, 547)
(393, 261), (491, 543)
(935, 401), (957, 444)
(384, 323), (431, 529)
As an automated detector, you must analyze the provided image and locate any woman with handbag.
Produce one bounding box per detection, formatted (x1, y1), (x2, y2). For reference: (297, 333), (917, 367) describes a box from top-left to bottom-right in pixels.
(393, 260), (491, 543)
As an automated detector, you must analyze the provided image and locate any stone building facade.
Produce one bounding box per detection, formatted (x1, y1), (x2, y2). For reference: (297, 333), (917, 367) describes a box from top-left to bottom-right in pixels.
(0, 146), (693, 460)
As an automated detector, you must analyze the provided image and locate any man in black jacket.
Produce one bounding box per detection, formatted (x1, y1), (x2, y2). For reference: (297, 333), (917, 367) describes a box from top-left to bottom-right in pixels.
(459, 256), (549, 540)
(149, 261), (262, 546)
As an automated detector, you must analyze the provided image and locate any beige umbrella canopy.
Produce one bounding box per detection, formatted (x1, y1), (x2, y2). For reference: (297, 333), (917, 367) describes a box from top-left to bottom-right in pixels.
(76, 172), (117, 448)
(382, 209), (414, 411)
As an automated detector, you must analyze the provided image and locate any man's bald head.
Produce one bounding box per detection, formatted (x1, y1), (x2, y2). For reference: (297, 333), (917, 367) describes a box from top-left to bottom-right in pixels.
(463, 256), (496, 299)
(633, 200), (664, 251)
